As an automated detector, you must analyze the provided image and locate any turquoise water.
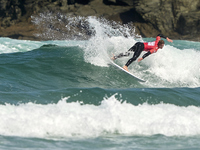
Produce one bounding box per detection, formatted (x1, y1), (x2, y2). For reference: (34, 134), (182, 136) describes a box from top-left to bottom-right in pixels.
(1, 16), (200, 149)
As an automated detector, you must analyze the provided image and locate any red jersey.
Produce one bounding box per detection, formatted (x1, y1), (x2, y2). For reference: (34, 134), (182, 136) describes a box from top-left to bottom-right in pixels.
(143, 36), (161, 54)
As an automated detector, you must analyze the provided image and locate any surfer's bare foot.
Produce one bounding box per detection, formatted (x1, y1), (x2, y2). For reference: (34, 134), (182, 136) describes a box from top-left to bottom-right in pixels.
(123, 66), (129, 72)
(111, 54), (117, 60)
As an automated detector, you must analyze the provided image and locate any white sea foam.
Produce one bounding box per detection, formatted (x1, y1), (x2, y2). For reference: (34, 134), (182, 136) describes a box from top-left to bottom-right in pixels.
(0, 95), (200, 139)
(0, 37), (86, 54)
(83, 16), (142, 67)
(142, 45), (200, 87)
(0, 38), (41, 53)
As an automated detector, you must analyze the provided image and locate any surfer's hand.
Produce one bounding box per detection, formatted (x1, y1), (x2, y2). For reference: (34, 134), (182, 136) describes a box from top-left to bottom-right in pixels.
(138, 58), (143, 62)
(166, 37), (173, 43)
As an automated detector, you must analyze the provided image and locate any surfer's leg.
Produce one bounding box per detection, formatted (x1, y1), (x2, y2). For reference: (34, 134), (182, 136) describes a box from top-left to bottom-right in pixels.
(112, 52), (130, 60)
(128, 44), (137, 52)
(116, 52), (130, 58)
(124, 43), (144, 67)
(112, 42), (139, 60)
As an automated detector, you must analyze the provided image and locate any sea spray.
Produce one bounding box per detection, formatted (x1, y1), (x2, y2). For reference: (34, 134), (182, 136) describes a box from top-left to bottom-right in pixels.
(31, 12), (142, 67)
(32, 12), (94, 40)
(31, 12), (141, 40)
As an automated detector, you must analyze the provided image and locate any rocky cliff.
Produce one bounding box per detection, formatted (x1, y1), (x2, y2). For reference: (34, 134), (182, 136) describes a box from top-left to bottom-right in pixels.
(0, 0), (200, 41)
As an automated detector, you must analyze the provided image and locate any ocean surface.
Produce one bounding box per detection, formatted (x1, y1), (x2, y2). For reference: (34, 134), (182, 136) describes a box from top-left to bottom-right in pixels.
(1, 16), (200, 150)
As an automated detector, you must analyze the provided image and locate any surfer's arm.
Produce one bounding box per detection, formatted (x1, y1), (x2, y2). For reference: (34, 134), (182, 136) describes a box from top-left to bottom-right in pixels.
(138, 51), (151, 62)
(157, 34), (167, 39)
(166, 37), (173, 42)
(157, 34), (173, 43)
(142, 51), (151, 59)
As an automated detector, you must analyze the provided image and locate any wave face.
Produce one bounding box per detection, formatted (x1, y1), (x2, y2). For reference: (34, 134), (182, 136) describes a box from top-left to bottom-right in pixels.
(0, 15), (200, 150)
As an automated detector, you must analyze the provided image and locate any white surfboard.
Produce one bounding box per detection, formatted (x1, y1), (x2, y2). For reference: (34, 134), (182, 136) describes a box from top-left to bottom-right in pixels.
(110, 60), (146, 82)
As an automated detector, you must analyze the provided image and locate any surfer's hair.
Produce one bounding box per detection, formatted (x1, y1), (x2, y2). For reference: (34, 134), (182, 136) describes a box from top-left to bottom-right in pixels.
(158, 40), (165, 45)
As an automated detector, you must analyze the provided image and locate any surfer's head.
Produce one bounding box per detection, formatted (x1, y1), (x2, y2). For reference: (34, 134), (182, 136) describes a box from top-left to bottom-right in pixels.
(158, 40), (165, 49)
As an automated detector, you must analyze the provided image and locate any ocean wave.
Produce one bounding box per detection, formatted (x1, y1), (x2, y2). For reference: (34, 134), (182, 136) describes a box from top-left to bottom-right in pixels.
(0, 95), (200, 139)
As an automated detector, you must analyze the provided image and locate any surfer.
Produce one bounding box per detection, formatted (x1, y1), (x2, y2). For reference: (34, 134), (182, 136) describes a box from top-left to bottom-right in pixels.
(112, 34), (173, 72)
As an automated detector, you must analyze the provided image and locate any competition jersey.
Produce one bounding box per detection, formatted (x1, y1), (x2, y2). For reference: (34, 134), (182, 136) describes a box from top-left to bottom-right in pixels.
(143, 36), (161, 54)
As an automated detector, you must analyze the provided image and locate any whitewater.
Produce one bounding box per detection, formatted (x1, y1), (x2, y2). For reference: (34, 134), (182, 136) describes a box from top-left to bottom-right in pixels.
(0, 15), (200, 150)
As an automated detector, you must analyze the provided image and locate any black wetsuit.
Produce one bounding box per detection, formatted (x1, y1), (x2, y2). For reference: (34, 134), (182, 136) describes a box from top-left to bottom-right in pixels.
(125, 42), (144, 67)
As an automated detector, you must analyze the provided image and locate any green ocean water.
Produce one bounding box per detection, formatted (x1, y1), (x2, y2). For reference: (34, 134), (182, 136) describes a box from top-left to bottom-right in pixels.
(1, 16), (200, 150)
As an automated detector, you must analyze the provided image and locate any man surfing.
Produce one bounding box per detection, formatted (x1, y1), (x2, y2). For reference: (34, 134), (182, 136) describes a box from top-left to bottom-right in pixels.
(112, 34), (173, 72)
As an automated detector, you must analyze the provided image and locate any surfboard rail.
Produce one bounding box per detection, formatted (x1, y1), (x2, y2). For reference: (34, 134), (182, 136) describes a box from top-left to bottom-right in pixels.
(110, 60), (146, 82)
